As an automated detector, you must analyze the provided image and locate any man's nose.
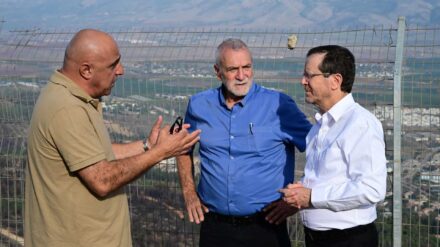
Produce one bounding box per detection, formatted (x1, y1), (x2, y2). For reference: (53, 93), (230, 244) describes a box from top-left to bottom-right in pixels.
(116, 63), (124, 75)
(300, 76), (308, 85)
(236, 67), (245, 80)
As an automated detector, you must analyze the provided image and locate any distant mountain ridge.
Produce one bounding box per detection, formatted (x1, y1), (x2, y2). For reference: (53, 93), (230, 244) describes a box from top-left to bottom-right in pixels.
(1, 0), (439, 30)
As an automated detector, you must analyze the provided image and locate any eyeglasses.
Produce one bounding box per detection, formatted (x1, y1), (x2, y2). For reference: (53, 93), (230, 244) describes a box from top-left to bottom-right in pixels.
(302, 72), (331, 80)
(169, 116), (183, 134)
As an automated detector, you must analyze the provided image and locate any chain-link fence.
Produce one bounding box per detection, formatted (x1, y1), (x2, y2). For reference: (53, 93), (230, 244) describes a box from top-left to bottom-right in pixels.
(0, 17), (439, 246)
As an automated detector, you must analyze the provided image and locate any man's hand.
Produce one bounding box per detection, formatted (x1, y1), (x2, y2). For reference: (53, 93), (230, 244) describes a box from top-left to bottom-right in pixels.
(279, 183), (312, 209)
(146, 116), (163, 148)
(262, 199), (298, 225)
(152, 124), (201, 159)
(182, 189), (209, 224)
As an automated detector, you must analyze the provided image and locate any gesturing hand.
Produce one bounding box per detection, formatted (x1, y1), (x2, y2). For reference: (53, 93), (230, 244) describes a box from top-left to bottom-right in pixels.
(154, 123), (201, 159)
(146, 116), (163, 148)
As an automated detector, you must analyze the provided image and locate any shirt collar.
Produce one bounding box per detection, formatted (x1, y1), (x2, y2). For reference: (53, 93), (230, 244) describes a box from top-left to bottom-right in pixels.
(49, 70), (101, 109)
(315, 93), (355, 124)
(218, 82), (257, 109)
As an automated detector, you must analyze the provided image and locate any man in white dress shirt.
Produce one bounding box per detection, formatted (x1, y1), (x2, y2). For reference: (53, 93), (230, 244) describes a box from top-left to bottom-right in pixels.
(280, 45), (387, 247)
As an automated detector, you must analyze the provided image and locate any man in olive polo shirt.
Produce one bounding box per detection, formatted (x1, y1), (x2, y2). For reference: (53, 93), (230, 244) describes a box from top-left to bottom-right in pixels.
(25, 29), (200, 247)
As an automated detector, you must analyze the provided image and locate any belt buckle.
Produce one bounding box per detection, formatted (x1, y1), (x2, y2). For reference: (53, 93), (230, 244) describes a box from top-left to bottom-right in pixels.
(231, 215), (251, 225)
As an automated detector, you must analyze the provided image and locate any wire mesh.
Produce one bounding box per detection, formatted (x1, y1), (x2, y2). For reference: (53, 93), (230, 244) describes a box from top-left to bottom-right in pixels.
(0, 22), (439, 246)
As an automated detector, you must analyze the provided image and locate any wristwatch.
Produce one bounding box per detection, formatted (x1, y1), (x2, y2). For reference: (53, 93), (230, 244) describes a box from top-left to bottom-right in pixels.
(142, 139), (150, 152)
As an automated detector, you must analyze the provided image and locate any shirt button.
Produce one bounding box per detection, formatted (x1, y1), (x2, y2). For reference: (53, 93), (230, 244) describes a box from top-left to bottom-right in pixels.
(230, 135), (234, 139)
(230, 156), (234, 160)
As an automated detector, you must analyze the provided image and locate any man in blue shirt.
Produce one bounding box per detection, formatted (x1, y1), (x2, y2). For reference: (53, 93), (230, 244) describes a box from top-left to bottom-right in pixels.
(177, 38), (311, 247)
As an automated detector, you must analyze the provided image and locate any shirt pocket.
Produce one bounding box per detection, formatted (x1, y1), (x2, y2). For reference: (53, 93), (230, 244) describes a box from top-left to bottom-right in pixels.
(247, 126), (276, 153)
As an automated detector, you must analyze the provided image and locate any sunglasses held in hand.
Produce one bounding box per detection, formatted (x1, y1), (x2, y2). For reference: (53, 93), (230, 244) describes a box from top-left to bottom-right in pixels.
(169, 116), (183, 134)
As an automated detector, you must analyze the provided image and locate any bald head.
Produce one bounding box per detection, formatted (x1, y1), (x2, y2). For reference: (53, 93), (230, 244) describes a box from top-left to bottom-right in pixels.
(63, 29), (118, 70)
(60, 29), (124, 98)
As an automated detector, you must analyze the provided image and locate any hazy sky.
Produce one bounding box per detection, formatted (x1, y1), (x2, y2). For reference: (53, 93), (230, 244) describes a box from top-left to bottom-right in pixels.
(1, 0), (439, 31)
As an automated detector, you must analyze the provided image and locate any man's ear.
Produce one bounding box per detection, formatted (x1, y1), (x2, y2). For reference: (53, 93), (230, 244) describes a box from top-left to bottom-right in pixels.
(79, 63), (93, 80)
(330, 73), (343, 91)
(214, 64), (222, 81)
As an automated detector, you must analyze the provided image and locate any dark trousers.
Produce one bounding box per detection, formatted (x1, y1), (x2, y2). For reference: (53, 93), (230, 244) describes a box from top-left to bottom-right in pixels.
(199, 212), (291, 247)
(304, 222), (378, 247)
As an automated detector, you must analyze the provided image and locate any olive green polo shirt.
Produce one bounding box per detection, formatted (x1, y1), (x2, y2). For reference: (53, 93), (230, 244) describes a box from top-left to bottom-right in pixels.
(25, 70), (131, 247)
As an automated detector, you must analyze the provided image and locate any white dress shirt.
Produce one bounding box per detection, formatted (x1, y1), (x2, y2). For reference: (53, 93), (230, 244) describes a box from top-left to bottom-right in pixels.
(300, 94), (387, 231)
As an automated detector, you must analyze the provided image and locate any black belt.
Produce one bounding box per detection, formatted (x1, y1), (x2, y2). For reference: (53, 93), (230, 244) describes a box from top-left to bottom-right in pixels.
(205, 212), (265, 225)
(304, 222), (376, 241)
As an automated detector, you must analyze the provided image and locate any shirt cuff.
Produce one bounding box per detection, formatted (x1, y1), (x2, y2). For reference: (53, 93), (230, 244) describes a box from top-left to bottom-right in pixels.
(310, 185), (328, 209)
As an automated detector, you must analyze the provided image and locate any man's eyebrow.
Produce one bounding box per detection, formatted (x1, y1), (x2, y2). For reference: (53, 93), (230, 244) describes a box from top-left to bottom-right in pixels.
(226, 66), (239, 70)
(226, 63), (252, 70)
(108, 56), (121, 69)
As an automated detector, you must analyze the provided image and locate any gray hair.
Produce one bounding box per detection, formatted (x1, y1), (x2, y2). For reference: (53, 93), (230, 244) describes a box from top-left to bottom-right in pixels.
(215, 38), (252, 66)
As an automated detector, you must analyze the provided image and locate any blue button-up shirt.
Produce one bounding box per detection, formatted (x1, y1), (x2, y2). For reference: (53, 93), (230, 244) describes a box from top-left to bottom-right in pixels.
(185, 83), (311, 216)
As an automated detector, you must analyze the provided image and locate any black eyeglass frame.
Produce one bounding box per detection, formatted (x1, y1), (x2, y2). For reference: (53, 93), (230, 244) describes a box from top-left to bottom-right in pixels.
(302, 72), (332, 80)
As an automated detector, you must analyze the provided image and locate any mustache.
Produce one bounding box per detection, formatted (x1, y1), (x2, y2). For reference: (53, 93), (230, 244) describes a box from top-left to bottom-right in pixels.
(232, 78), (251, 85)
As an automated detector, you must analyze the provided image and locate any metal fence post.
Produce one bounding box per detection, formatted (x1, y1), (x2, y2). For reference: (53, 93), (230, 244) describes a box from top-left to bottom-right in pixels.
(393, 16), (405, 247)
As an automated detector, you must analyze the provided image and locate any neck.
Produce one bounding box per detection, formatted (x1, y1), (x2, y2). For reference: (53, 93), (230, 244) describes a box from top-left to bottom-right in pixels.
(225, 96), (243, 109)
(59, 68), (96, 98)
(319, 92), (348, 114)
